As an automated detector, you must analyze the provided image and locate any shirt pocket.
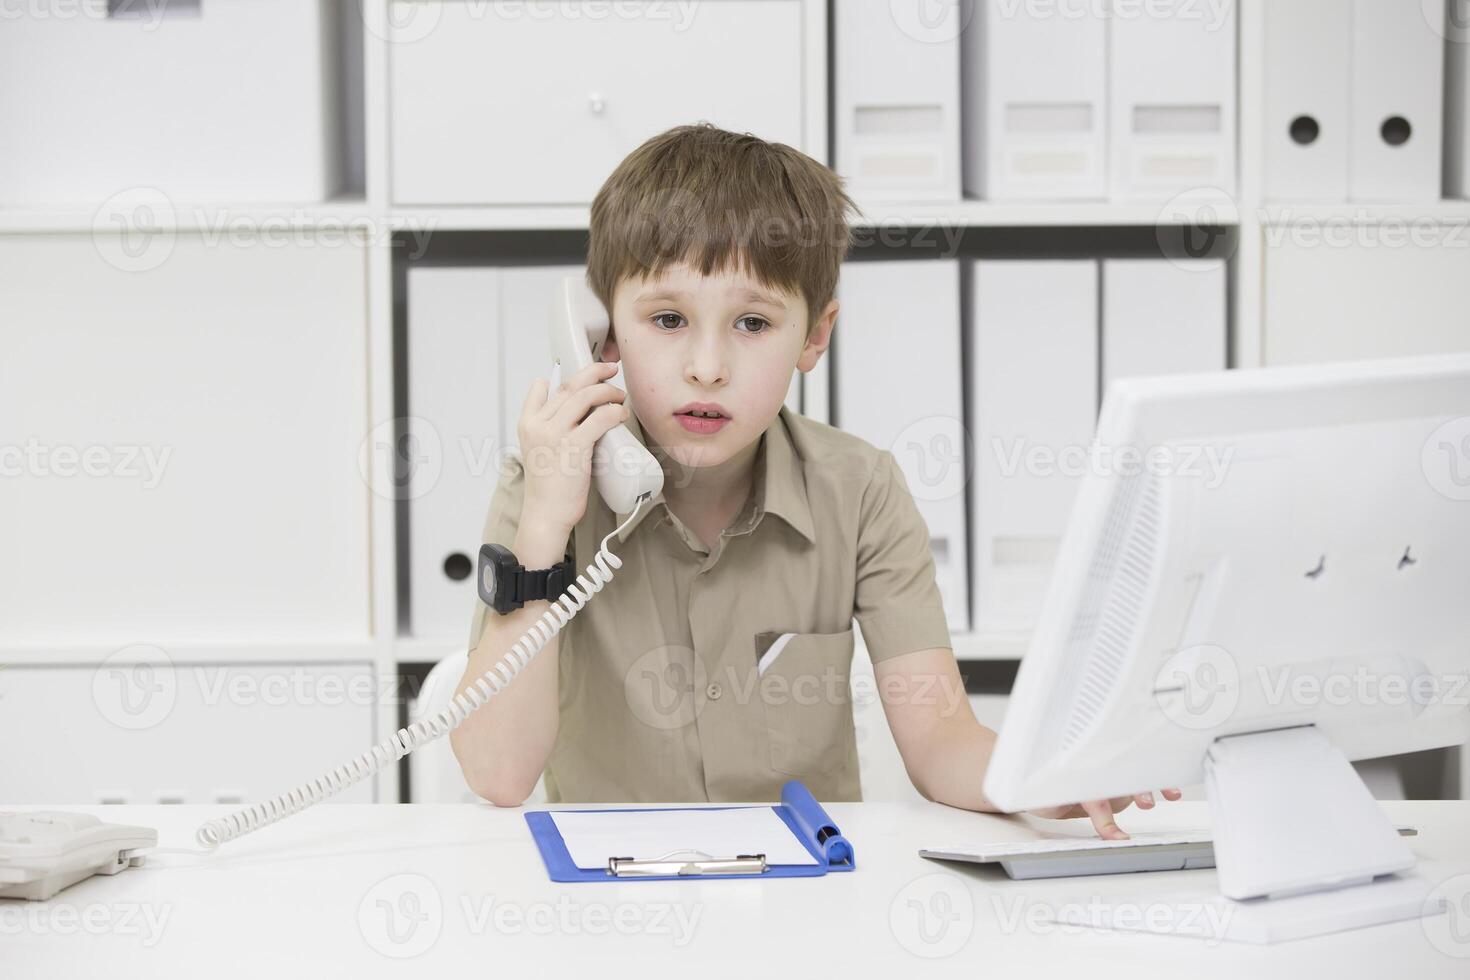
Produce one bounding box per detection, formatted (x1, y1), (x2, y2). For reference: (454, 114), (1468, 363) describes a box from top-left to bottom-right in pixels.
(755, 628), (857, 777)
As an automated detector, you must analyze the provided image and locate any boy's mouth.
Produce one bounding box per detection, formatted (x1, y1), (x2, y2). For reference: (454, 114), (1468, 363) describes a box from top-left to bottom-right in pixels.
(673, 402), (729, 420)
(673, 402), (731, 434)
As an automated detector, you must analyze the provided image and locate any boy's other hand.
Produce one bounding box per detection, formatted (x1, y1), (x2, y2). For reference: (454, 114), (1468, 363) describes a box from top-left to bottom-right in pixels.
(1027, 788), (1184, 840)
(518, 361), (630, 536)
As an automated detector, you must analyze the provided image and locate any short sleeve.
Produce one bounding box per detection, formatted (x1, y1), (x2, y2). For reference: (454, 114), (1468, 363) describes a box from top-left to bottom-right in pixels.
(852, 450), (953, 663)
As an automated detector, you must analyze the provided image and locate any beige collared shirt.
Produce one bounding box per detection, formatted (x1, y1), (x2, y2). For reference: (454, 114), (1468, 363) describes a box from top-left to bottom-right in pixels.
(465, 403), (952, 803)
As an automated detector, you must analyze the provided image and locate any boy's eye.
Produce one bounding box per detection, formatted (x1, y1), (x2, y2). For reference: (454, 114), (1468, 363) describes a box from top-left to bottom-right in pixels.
(652, 313), (684, 331)
(736, 315), (770, 334)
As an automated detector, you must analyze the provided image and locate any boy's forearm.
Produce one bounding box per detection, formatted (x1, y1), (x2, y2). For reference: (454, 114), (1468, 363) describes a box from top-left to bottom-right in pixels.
(910, 714), (1004, 813)
(449, 516), (571, 806)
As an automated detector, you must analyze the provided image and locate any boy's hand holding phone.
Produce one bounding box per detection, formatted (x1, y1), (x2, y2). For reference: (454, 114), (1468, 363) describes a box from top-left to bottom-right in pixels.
(516, 361), (630, 540)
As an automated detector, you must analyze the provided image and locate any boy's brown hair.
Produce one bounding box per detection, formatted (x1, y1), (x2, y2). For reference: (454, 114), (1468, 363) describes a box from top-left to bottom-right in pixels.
(588, 122), (859, 336)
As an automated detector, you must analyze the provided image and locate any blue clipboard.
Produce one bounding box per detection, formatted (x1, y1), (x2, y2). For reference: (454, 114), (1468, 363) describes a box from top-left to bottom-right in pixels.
(524, 780), (855, 882)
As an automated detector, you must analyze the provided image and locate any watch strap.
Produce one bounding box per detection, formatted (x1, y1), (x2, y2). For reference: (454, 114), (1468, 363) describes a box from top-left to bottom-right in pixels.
(514, 553), (575, 605)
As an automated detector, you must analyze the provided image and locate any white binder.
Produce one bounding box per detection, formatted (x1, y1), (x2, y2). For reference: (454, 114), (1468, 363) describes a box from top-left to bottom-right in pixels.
(962, 0), (1108, 200)
(968, 261), (1098, 633)
(836, 260), (970, 632)
(1109, 0), (1237, 200)
(1348, 0), (1444, 202)
(1263, 0), (1352, 201)
(407, 265), (581, 638)
(834, 1), (961, 202)
(1101, 259), (1227, 391)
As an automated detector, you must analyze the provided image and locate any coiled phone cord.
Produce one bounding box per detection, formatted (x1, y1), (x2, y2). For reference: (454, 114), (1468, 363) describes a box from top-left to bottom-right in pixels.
(190, 493), (652, 851)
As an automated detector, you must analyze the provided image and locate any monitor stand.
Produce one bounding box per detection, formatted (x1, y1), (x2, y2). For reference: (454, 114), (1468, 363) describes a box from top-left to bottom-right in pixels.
(1053, 726), (1449, 944)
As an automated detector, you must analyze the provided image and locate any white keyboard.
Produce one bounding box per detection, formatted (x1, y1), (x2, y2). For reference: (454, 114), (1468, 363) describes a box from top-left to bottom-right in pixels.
(0, 811), (157, 901)
(920, 827), (1417, 880)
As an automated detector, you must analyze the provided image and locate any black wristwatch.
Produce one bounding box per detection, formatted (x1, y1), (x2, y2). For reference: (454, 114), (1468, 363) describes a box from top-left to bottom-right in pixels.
(477, 543), (576, 615)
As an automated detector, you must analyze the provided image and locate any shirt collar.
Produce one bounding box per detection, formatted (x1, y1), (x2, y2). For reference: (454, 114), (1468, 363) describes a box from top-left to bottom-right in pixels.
(612, 403), (816, 546)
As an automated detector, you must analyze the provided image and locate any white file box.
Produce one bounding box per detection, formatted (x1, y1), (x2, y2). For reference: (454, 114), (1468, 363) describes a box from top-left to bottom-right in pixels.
(834, 2), (962, 202)
(407, 265), (583, 638)
(1109, 0), (1237, 200)
(835, 260), (970, 632)
(1101, 259), (1227, 390)
(961, 0), (1108, 200)
(1262, 0), (1352, 201)
(389, 0), (807, 205)
(1348, 0), (1444, 202)
(0, 234), (370, 643)
(968, 261), (1098, 632)
(0, 0), (345, 206)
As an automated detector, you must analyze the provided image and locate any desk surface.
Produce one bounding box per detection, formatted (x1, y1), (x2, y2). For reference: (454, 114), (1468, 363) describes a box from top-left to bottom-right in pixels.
(6, 800), (1470, 978)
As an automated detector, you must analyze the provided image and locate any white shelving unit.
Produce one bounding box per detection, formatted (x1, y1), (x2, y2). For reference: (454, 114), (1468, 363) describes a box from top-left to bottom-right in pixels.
(3, 1), (1466, 803)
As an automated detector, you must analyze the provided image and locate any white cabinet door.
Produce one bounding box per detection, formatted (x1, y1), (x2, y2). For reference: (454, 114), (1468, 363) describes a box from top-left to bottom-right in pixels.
(0, 234), (371, 643)
(1263, 232), (1470, 365)
(389, 0), (807, 205)
(0, 660), (378, 805)
(0, 0), (342, 205)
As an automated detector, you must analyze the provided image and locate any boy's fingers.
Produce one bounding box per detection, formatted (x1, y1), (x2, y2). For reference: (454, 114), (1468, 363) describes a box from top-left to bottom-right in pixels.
(553, 382), (626, 430)
(1134, 792), (1155, 809)
(540, 362), (617, 420)
(1083, 800), (1129, 840)
(523, 377), (549, 416)
(1161, 788), (1183, 801)
(574, 402), (631, 446)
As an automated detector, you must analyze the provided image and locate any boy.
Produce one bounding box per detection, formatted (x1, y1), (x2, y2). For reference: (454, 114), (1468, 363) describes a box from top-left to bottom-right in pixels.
(451, 123), (1176, 838)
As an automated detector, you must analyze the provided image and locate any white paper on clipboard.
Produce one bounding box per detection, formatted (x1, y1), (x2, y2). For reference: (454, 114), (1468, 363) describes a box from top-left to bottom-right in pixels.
(548, 807), (820, 870)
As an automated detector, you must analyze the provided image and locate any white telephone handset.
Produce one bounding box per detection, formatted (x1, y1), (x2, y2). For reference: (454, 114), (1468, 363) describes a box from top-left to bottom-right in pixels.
(90, 280), (666, 865)
(551, 278), (664, 515)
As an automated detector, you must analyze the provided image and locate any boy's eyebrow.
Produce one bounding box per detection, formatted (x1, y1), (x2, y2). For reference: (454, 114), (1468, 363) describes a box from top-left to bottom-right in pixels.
(635, 288), (789, 307)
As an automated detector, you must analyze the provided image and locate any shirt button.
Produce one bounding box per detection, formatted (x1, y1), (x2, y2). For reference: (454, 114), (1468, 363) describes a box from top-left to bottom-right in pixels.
(705, 682), (723, 701)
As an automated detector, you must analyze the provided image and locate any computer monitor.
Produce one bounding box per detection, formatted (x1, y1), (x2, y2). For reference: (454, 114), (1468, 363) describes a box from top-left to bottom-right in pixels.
(984, 353), (1470, 933)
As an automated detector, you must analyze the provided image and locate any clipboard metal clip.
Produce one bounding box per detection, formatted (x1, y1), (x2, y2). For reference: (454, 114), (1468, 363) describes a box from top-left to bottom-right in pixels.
(606, 850), (768, 877)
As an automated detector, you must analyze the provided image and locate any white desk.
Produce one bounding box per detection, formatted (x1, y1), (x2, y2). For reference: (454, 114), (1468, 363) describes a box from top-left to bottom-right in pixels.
(5, 801), (1469, 978)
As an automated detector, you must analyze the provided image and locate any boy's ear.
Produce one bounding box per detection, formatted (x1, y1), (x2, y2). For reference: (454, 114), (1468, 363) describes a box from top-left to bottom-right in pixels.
(796, 298), (839, 373)
(600, 323), (623, 364)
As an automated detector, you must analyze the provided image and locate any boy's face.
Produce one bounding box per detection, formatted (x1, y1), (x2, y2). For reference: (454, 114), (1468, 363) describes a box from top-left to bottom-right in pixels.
(602, 260), (837, 469)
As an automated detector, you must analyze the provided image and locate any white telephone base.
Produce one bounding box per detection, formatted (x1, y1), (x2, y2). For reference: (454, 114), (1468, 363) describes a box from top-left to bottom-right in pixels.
(0, 811), (157, 901)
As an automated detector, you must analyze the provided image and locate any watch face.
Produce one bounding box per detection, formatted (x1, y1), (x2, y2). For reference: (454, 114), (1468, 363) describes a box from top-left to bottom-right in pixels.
(481, 560), (496, 599)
